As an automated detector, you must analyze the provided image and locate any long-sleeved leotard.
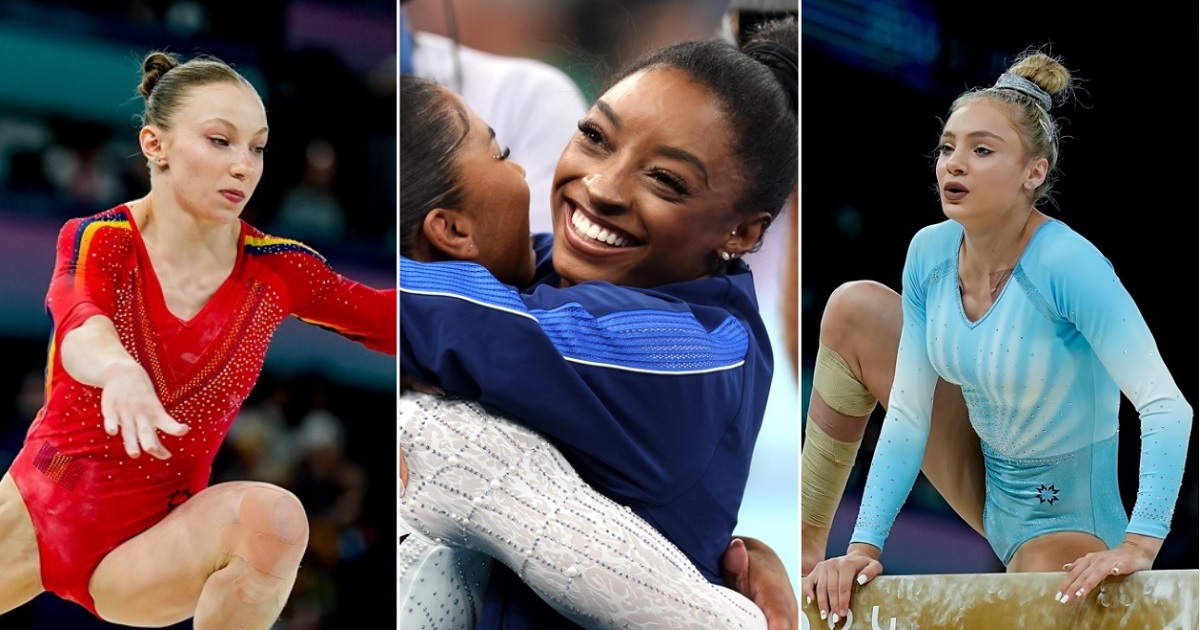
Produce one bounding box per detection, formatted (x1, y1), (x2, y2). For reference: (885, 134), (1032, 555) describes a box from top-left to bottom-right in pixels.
(8, 205), (395, 615)
(851, 218), (1192, 563)
(399, 236), (773, 629)
(397, 391), (766, 630)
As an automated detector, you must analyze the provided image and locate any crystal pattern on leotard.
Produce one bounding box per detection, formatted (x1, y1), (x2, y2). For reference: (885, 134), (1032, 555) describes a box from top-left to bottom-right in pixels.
(398, 392), (767, 630)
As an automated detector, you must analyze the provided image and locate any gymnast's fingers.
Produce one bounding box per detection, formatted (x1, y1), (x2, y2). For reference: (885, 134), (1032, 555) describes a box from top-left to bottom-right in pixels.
(101, 393), (120, 436)
(1057, 551), (1116, 604)
(137, 412), (175, 460)
(804, 563), (830, 621)
(119, 412), (142, 458)
(398, 445), (409, 491)
(153, 411), (189, 437)
(829, 562), (852, 623)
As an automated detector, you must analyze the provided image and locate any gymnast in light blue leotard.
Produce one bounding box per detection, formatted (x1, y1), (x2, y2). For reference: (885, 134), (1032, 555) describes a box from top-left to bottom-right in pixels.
(852, 217), (1191, 563)
(804, 49), (1193, 624)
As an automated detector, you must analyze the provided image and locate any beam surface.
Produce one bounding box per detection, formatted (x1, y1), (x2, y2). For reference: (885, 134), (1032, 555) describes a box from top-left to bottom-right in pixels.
(802, 569), (1198, 629)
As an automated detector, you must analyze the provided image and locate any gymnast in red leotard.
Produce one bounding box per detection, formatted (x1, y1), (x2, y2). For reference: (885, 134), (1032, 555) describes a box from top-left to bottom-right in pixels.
(0, 51), (394, 629)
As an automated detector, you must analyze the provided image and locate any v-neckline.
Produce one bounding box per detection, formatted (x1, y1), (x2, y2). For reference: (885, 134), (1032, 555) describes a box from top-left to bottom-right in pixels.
(122, 204), (245, 326)
(955, 218), (1056, 327)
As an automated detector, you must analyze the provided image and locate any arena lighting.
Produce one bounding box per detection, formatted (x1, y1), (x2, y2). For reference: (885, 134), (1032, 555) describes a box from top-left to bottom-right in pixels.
(801, 0), (941, 92)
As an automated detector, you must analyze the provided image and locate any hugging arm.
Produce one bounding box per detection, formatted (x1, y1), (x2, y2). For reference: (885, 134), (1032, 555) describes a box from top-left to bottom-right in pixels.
(398, 393), (767, 629)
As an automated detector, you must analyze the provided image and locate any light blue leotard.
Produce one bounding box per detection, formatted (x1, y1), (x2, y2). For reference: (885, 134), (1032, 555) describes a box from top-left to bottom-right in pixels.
(851, 218), (1193, 563)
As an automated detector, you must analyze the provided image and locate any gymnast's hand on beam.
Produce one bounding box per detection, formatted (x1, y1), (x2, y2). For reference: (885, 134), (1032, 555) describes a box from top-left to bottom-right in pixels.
(722, 536), (799, 630)
(803, 543), (882, 625)
(99, 362), (189, 460)
(1055, 533), (1162, 604)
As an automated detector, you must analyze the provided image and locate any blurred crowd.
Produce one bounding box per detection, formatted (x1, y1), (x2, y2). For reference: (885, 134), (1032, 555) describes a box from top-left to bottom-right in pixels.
(0, 0), (396, 266)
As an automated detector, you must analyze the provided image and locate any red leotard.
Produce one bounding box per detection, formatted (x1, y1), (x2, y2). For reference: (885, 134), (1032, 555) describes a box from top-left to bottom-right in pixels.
(8, 204), (395, 615)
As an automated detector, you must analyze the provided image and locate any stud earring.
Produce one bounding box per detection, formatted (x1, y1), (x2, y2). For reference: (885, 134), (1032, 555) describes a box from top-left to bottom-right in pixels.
(721, 251), (732, 261)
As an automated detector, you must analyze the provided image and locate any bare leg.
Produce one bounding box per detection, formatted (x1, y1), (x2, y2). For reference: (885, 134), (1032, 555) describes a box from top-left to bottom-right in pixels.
(802, 281), (986, 574)
(90, 481), (308, 629)
(0, 473), (44, 615)
(1007, 532), (1106, 573)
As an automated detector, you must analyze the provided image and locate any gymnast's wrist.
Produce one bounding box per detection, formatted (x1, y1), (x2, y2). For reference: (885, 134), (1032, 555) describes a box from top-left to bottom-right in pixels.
(846, 542), (881, 561)
(96, 357), (144, 388)
(1120, 533), (1163, 562)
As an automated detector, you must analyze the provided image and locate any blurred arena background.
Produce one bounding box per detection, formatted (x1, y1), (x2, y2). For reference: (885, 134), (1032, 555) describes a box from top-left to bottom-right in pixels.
(800, 0), (1197, 576)
(0, 1), (397, 628)
(403, 0), (802, 598)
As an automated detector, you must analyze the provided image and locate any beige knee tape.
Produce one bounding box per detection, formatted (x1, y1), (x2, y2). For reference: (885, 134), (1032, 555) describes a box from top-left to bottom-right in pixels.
(801, 418), (862, 528)
(813, 340), (877, 417)
(220, 489), (307, 580)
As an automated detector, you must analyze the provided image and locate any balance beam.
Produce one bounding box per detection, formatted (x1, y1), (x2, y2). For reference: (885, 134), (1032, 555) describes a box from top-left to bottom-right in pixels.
(801, 569), (1198, 629)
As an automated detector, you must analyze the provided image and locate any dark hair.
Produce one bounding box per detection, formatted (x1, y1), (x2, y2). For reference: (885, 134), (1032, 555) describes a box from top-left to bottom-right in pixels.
(138, 51), (253, 130)
(741, 17), (798, 116)
(603, 32), (797, 245)
(399, 74), (470, 257)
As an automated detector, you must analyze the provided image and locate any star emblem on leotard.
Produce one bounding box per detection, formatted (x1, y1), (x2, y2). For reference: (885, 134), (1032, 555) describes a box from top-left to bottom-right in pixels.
(167, 488), (193, 511)
(1035, 484), (1060, 505)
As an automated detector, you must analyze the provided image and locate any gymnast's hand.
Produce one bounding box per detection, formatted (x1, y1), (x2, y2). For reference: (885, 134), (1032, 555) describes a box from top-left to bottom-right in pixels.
(1054, 533), (1161, 604)
(722, 536), (799, 630)
(99, 361), (189, 460)
(398, 372), (435, 493)
(803, 543), (882, 625)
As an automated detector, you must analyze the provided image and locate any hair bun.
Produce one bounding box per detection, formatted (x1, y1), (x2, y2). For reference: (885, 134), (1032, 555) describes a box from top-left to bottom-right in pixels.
(741, 25), (797, 116)
(139, 51), (180, 99)
(995, 50), (1073, 110)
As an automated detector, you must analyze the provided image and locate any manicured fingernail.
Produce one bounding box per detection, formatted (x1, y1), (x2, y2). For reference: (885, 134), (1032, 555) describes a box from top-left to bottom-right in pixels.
(806, 596), (811, 605)
(831, 613), (839, 624)
(1076, 589), (1085, 598)
(1054, 592), (1062, 602)
(857, 574), (867, 585)
(1111, 567), (1120, 574)
(1062, 564), (1071, 570)
(820, 610), (827, 620)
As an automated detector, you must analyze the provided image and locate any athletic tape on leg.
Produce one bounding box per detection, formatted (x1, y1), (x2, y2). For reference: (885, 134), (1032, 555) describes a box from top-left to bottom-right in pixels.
(802, 342), (874, 527)
(813, 340), (877, 417)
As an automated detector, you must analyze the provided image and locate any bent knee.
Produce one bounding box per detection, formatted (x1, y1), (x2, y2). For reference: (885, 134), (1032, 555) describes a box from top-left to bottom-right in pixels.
(243, 485), (308, 544)
(222, 485), (309, 577)
(821, 280), (900, 351)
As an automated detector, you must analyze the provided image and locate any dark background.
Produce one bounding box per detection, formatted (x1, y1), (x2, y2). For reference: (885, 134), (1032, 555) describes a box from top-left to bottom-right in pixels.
(800, 0), (1199, 574)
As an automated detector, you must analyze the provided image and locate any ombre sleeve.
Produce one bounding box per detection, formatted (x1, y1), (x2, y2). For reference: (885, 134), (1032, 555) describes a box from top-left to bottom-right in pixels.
(849, 227), (941, 551)
(1042, 235), (1194, 539)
